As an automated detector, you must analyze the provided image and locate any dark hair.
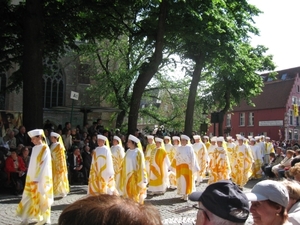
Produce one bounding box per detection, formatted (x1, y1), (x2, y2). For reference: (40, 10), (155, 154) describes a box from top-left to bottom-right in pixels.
(269, 152), (276, 158)
(58, 194), (162, 225)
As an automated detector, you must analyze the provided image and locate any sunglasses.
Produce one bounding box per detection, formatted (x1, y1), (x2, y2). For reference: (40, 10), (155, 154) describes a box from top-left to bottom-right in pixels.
(193, 204), (210, 221)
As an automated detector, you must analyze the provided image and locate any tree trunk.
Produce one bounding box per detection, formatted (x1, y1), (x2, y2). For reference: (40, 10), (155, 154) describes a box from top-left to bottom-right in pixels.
(183, 56), (204, 136)
(116, 109), (126, 129)
(127, 0), (167, 135)
(22, 0), (44, 130)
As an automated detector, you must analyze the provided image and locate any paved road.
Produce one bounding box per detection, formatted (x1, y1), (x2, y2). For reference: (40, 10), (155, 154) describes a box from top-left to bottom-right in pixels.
(0, 179), (258, 225)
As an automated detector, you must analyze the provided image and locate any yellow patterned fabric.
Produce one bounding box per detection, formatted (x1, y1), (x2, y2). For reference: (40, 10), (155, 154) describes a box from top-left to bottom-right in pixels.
(111, 145), (125, 193)
(50, 142), (69, 197)
(88, 145), (115, 195)
(119, 148), (147, 204)
(145, 143), (156, 181)
(168, 145), (179, 187)
(170, 145), (199, 195)
(208, 147), (231, 184)
(192, 142), (208, 178)
(205, 141), (211, 150)
(148, 146), (170, 192)
(250, 144), (263, 179)
(16, 144), (53, 222)
(230, 144), (253, 187)
(226, 142), (236, 171)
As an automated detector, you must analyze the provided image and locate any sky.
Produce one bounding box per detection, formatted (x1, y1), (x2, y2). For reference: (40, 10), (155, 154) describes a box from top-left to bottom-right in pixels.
(248, 0), (300, 71)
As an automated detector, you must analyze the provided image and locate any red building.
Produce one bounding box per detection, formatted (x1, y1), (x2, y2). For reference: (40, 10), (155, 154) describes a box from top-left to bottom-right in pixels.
(208, 67), (300, 142)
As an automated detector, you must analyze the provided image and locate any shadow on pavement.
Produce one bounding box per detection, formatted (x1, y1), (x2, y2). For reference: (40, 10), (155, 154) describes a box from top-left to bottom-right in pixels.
(146, 197), (184, 205)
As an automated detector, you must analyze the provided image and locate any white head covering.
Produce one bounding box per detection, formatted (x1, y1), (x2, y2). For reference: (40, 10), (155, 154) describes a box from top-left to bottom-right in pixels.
(97, 135), (107, 141)
(237, 136), (244, 140)
(203, 136), (209, 140)
(248, 136), (253, 139)
(216, 136), (225, 142)
(266, 137), (270, 140)
(113, 136), (121, 143)
(147, 135), (154, 139)
(180, 134), (190, 141)
(50, 132), (60, 138)
(254, 136), (260, 140)
(250, 138), (256, 142)
(172, 136), (180, 141)
(155, 137), (163, 143)
(193, 135), (201, 140)
(28, 129), (44, 138)
(211, 136), (217, 142)
(129, 134), (140, 143)
(164, 136), (171, 140)
(226, 136), (232, 140)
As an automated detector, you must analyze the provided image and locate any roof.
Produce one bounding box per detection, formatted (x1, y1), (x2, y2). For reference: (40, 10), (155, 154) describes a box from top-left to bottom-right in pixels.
(233, 66), (300, 111)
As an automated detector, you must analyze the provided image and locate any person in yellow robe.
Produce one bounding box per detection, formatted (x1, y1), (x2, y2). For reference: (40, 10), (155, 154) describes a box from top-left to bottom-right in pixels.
(119, 134), (147, 204)
(170, 134), (199, 201)
(88, 135), (115, 195)
(148, 137), (170, 195)
(110, 135), (125, 193)
(144, 135), (156, 182)
(192, 135), (208, 185)
(49, 132), (69, 198)
(208, 136), (231, 185)
(163, 136), (173, 155)
(226, 136), (236, 172)
(203, 136), (211, 150)
(230, 136), (253, 189)
(264, 137), (275, 164)
(168, 136), (180, 189)
(16, 129), (53, 225)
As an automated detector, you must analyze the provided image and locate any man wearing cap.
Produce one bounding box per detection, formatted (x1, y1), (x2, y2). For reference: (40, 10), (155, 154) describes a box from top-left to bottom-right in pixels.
(208, 136), (231, 184)
(110, 136), (125, 193)
(170, 134), (199, 201)
(88, 135), (115, 195)
(50, 132), (69, 198)
(189, 180), (250, 225)
(192, 135), (208, 185)
(148, 137), (170, 195)
(145, 135), (156, 182)
(249, 138), (263, 179)
(231, 136), (253, 190)
(16, 129), (53, 225)
(119, 134), (147, 204)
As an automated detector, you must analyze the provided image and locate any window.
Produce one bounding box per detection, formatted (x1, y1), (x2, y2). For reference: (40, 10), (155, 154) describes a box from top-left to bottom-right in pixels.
(248, 132), (254, 137)
(294, 130), (298, 141)
(281, 73), (287, 80)
(292, 96), (297, 104)
(239, 113), (245, 126)
(240, 132), (245, 136)
(290, 109), (294, 125)
(226, 114), (231, 127)
(248, 112), (254, 126)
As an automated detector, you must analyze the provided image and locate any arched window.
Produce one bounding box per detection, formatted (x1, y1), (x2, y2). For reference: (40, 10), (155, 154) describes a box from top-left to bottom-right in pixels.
(42, 60), (64, 108)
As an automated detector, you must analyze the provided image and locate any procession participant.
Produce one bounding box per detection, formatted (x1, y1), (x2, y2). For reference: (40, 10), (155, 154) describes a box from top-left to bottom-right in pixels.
(88, 135), (115, 195)
(207, 136), (217, 155)
(208, 136), (231, 184)
(144, 135), (156, 182)
(192, 135), (208, 185)
(168, 136), (180, 189)
(226, 136), (236, 172)
(202, 136), (211, 150)
(255, 136), (265, 161)
(164, 136), (173, 155)
(264, 137), (275, 165)
(50, 132), (69, 198)
(231, 136), (253, 190)
(249, 138), (264, 179)
(110, 135), (125, 193)
(119, 134), (147, 204)
(16, 129), (53, 225)
(170, 134), (199, 201)
(148, 137), (170, 195)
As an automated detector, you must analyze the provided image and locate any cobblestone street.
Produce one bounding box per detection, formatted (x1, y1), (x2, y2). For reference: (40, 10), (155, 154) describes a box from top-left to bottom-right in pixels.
(0, 179), (258, 225)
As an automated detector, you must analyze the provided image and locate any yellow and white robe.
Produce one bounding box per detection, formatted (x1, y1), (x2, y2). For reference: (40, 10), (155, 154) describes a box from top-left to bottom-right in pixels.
(226, 142), (236, 171)
(208, 146), (231, 184)
(249, 144), (263, 179)
(230, 144), (253, 187)
(192, 142), (208, 182)
(170, 145), (199, 196)
(145, 143), (156, 181)
(119, 148), (147, 204)
(148, 147), (170, 193)
(16, 144), (53, 223)
(168, 145), (179, 188)
(111, 144), (125, 193)
(50, 142), (69, 197)
(88, 145), (115, 195)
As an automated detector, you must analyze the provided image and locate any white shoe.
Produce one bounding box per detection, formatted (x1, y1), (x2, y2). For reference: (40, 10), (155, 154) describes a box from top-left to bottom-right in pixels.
(20, 220), (28, 225)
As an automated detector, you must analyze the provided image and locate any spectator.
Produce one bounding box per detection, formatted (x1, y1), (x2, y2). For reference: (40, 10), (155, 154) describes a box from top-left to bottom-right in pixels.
(189, 180), (250, 224)
(272, 150), (294, 178)
(88, 122), (97, 136)
(62, 122), (71, 136)
(58, 194), (162, 225)
(71, 128), (81, 147)
(0, 150), (7, 187)
(89, 134), (97, 151)
(82, 145), (92, 184)
(289, 162), (300, 182)
(62, 129), (72, 152)
(281, 180), (300, 224)
(96, 118), (104, 134)
(15, 126), (31, 147)
(68, 147), (84, 184)
(5, 149), (26, 195)
(20, 147), (30, 169)
(3, 129), (17, 150)
(246, 180), (291, 225)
